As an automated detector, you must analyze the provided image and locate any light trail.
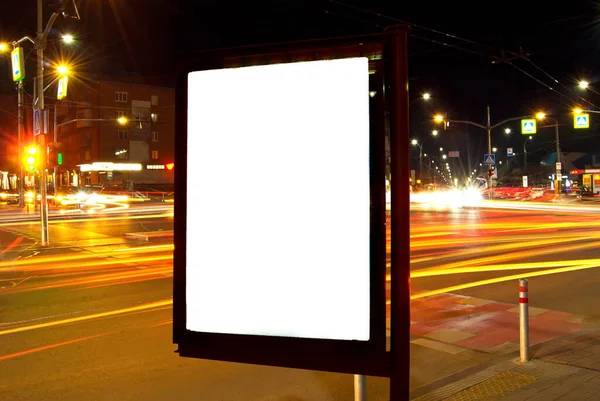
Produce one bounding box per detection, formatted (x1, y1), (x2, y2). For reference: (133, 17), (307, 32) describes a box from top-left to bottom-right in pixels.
(410, 263), (600, 300)
(0, 298), (172, 336)
(0, 245), (173, 270)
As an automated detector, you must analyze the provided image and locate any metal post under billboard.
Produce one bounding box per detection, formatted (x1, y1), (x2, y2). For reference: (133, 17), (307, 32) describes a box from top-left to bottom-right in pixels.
(385, 24), (411, 401)
(173, 25), (411, 400)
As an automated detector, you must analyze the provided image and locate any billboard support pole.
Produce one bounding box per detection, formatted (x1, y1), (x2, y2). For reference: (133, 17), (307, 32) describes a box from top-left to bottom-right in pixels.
(385, 25), (411, 401)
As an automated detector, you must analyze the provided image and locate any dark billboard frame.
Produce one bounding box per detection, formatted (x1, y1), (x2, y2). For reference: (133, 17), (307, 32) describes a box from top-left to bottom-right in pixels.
(173, 25), (410, 394)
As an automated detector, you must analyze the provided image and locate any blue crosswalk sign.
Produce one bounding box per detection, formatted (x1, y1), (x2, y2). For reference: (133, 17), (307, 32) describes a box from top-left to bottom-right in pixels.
(484, 154), (495, 165)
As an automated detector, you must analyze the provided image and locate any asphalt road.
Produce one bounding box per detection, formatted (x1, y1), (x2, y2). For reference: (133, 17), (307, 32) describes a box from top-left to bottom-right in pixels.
(410, 205), (600, 318)
(3, 203), (600, 400)
(0, 210), (391, 401)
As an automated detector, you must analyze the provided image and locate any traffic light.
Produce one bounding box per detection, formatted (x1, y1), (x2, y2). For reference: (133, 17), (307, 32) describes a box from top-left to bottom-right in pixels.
(25, 146), (39, 172)
(166, 163), (174, 171)
(48, 142), (62, 167)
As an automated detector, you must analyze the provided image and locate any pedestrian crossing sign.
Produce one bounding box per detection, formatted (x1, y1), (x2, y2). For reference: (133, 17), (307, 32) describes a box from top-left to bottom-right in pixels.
(484, 153), (495, 165)
(574, 113), (589, 129)
(521, 119), (536, 134)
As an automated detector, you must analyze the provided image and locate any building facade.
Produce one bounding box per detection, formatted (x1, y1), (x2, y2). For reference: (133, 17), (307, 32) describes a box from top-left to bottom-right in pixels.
(55, 77), (175, 188)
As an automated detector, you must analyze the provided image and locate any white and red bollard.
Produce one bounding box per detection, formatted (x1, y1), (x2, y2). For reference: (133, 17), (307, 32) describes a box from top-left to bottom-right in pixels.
(519, 279), (530, 363)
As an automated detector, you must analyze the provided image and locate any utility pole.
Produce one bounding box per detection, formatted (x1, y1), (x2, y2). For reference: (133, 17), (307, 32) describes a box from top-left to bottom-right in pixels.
(486, 106), (492, 197)
(53, 106), (58, 193)
(17, 80), (24, 207)
(33, 0), (59, 245)
(35, 0), (49, 245)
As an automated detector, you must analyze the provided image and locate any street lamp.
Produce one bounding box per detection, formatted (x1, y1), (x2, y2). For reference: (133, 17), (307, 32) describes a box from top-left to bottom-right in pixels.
(442, 154), (447, 159)
(492, 147), (497, 153)
(504, 128), (511, 134)
(0, 43), (8, 53)
(410, 92), (432, 106)
(432, 130), (438, 136)
(117, 116), (129, 125)
(61, 34), (74, 44)
(57, 64), (69, 75)
(579, 80), (589, 89)
(433, 107), (541, 197)
(536, 111), (561, 192)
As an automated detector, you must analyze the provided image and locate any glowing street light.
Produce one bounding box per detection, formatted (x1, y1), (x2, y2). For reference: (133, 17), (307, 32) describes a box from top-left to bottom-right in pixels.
(535, 112), (546, 120)
(579, 80), (589, 89)
(442, 154), (447, 159)
(0, 43), (8, 53)
(573, 108), (583, 115)
(57, 65), (69, 75)
(432, 130), (438, 136)
(492, 147), (497, 153)
(422, 93), (431, 100)
(411, 139), (418, 145)
(62, 34), (74, 44)
(117, 117), (128, 125)
(434, 114), (444, 123)
(504, 128), (511, 134)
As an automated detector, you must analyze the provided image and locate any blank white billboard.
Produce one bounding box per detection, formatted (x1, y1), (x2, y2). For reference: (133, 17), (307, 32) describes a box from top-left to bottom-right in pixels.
(186, 57), (371, 341)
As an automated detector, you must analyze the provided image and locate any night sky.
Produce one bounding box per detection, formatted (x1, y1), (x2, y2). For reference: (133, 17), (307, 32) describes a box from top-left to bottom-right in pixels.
(2, 0), (600, 170)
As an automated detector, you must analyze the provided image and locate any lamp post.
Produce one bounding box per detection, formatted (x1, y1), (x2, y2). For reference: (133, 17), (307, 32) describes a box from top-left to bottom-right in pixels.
(434, 107), (535, 198)
(411, 130), (438, 185)
(523, 135), (532, 175)
(535, 112), (561, 193)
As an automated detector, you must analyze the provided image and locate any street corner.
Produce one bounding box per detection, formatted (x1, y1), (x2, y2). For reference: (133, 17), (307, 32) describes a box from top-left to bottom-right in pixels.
(410, 292), (595, 355)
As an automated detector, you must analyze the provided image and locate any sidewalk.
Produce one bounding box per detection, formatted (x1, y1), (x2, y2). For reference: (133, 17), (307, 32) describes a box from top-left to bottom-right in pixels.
(410, 306), (600, 400)
(411, 327), (600, 400)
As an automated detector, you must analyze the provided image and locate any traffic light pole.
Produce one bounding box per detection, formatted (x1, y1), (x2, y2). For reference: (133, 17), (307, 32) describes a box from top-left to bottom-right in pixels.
(17, 80), (24, 207)
(34, 0), (58, 246)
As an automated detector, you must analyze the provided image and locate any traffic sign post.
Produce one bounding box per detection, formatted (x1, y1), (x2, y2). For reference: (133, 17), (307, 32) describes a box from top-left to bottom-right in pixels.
(507, 147), (514, 157)
(11, 47), (25, 82)
(574, 113), (589, 129)
(484, 154), (495, 165)
(521, 119), (537, 134)
(33, 108), (41, 136)
(57, 76), (68, 100)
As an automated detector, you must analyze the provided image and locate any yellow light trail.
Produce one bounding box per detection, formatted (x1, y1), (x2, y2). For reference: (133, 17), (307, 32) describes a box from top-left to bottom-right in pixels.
(412, 240), (600, 272)
(0, 212), (173, 229)
(410, 263), (600, 300)
(0, 244), (173, 269)
(410, 259), (600, 278)
(0, 299), (173, 336)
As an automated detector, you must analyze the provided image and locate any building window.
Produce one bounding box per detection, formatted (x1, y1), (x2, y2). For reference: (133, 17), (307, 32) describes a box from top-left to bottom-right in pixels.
(152, 131), (159, 142)
(116, 110), (126, 119)
(151, 113), (158, 122)
(117, 130), (128, 140)
(85, 151), (91, 161)
(115, 92), (128, 103)
(151, 150), (158, 160)
(151, 95), (159, 106)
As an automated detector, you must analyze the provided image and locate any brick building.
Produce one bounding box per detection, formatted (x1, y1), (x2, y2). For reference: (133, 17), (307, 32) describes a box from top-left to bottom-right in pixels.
(55, 76), (175, 188)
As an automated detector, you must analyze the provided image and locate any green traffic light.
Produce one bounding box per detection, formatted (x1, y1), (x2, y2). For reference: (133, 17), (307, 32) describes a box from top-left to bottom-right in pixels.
(57, 153), (63, 165)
